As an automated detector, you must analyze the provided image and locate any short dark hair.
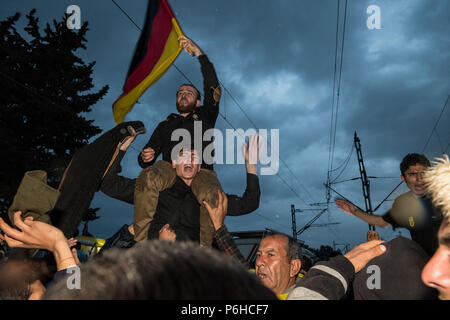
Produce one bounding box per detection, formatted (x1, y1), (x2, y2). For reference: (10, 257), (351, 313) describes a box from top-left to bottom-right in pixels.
(44, 240), (276, 300)
(177, 84), (201, 102)
(262, 230), (302, 263)
(400, 153), (430, 177)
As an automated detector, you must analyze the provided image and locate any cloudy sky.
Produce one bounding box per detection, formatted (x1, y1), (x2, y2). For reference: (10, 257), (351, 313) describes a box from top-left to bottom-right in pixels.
(3, 0), (449, 250)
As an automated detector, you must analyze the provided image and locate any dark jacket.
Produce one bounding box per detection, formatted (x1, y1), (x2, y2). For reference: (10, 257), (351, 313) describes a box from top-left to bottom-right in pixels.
(213, 225), (356, 300)
(49, 121), (146, 238)
(138, 54), (220, 170)
(353, 237), (437, 300)
(147, 177), (200, 242)
(97, 224), (136, 255)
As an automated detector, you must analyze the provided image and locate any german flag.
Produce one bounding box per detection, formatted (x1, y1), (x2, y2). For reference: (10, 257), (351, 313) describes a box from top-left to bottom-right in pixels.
(113, 0), (183, 124)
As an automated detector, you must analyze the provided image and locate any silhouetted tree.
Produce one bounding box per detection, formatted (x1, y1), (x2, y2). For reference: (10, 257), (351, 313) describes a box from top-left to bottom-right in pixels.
(310, 245), (342, 261)
(0, 9), (108, 221)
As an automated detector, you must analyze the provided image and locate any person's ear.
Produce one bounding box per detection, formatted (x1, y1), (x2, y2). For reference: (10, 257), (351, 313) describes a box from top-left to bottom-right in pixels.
(196, 99), (201, 107)
(401, 174), (406, 183)
(172, 160), (176, 169)
(289, 259), (302, 278)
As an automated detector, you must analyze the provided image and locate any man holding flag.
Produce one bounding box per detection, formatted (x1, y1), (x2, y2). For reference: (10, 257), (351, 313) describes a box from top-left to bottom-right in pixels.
(133, 35), (223, 247)
(111, 1), (223, 246)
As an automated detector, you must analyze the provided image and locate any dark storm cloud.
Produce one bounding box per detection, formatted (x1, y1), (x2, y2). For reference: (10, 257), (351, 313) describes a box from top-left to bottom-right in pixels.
(2, 0), (449, 249)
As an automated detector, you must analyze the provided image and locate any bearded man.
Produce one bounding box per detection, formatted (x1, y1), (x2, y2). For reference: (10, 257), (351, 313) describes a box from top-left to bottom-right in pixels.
(134, 35), (223, 246)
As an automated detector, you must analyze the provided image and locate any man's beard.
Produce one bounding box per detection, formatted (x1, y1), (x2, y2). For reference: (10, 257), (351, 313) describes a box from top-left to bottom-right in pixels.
(176, 99), (196, 113)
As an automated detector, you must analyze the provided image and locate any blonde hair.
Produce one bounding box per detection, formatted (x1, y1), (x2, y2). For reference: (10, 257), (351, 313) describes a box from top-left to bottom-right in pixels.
(424, 154), (450, 217)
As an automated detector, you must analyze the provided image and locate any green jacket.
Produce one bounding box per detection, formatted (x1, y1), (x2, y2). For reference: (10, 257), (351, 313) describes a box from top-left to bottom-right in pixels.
(8, 170), (59, 225)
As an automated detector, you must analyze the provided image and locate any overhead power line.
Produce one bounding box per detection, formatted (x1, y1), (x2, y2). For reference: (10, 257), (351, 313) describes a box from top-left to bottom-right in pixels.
(378, 94), (450, 208)
(422, 94), (450, 153)
(326, 0), (349, 205)
(326, 0), (341, 203)
(330, 143), (354, 184)
(330, 0), (349, 174)
(254, 212), (292, 235)
(111, 0), (141, 30)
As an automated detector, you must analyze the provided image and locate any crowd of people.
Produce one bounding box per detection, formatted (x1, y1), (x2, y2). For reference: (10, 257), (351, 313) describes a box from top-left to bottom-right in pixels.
(0, 35), (449, 301)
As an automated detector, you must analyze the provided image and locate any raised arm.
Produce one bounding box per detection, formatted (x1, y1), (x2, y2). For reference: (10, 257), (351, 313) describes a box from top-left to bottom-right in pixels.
(227, 135), (261, 216)
(288, 240), (386, 300)
(0, 211), (76, 271)
(179, 36), (221, 121)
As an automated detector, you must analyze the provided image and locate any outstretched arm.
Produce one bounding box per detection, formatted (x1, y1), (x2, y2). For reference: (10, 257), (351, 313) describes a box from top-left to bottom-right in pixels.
(335, 199), (390, 228)
(288, 240), (386, 300)
(179, 36), (221, 120)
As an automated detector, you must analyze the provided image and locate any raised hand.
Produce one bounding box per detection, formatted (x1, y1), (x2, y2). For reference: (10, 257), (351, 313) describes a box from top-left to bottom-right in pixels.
(67, 237), (78, 248)
(344, 240), (386, 273)
(141, 147), (156, 163)
(335, 199), (357, 215)
(0, 211), (76, 271)
(203, 190), (228, 231)
(0, 211), (67, 252)
(178, 35), (203, 56)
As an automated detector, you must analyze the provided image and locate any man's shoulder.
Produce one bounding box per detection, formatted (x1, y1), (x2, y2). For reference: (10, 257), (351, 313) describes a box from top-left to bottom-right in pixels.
(389, 191), (440, 229)
(166, 113), (181, 121)
(392, 191), (417, 206)
(155, 113), (181, 126)
(194, 104), (218, 118)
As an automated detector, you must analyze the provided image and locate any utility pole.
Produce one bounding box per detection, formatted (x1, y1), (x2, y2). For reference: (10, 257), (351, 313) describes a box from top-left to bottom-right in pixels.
(291, 205), (332, 240)
(354, 131), (376, 231)
(291, 205), (302, 240)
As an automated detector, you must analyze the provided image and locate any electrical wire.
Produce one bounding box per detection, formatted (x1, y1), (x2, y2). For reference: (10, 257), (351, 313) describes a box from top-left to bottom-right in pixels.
(433, 128), (445, 155)
(330, 143), (354, 184)
(330, 0), (349, 174)
(326, 0), (341, 203)
(422, 94), (450, 153)
(253, 212), (292, 235)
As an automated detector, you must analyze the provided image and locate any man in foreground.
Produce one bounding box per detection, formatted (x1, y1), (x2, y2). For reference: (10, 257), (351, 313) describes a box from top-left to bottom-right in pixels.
(422, 155), (450, 300)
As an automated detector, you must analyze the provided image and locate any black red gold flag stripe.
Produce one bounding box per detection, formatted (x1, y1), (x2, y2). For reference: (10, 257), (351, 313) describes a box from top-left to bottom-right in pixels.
(113, 0), (183, 124)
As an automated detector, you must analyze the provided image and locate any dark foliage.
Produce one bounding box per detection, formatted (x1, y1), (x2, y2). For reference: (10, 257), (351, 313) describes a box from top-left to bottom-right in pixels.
(0, 10), (109, 221)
